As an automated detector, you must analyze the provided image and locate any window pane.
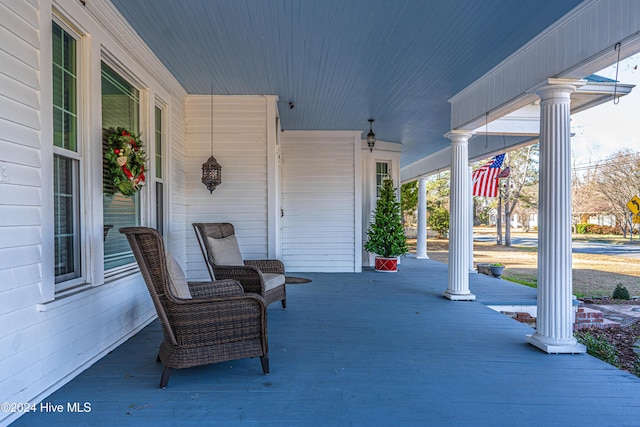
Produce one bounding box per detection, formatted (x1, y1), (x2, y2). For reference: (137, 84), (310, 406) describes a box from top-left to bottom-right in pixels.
(101, 62), (140, 270)
(101, 63), (139, 130)
(53, 106), (63, 148)
(52, 66), (63, 111)
(376, 162), (389, 197)
(64, 70), (77, 115)
(156, 182), (164, 236)
(63, 30), (76, 74)
(54, 155), (80, 282)
(52, 22), (62, 66)
(52, 21), (77, 152)
(64, 112), (77, 152)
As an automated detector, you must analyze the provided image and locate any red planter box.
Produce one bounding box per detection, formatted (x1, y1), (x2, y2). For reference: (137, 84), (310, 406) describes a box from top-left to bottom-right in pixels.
(375, 257), (398, 272)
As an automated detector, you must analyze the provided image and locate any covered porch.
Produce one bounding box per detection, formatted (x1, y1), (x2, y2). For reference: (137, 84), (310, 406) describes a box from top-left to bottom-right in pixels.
(13, 256), (640, 426)
(4, 1), (640, 424)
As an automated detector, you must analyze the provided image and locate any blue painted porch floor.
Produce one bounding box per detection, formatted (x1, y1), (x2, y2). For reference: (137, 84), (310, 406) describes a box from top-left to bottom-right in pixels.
(13, 257), (640, 426)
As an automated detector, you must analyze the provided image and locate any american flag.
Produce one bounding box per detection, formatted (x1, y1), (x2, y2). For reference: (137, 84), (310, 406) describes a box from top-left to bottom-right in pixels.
(472, 154), (505, 197)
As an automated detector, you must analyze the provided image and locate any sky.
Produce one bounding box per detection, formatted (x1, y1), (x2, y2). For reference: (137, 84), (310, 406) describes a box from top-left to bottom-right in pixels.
(571, 53), (640, 168)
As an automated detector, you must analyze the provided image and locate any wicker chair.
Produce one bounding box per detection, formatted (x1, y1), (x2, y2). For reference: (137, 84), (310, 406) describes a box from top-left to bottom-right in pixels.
(192, 222), (287, 309)
(120, 227), (269, 388)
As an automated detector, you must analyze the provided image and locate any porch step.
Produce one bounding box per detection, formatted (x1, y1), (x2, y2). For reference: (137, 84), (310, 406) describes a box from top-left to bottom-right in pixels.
(499, 303), (620, 330)
(574, 304), (620, 330)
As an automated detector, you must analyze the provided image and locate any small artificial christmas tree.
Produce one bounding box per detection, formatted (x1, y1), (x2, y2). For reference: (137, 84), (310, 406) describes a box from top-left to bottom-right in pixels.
(364, 178), (408, 259)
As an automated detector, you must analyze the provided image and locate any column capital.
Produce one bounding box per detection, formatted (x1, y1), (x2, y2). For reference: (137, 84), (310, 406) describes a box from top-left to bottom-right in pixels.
(531, 78), (586, 100)
(444, 130), (475, 143)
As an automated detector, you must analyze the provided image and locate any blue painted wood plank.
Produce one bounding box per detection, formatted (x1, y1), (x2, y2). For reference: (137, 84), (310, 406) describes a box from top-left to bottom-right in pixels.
(12, 256), (640, 426)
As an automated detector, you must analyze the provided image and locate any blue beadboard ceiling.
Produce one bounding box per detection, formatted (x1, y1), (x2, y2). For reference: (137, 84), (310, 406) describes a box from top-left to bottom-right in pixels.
(110, 0), (583, 168)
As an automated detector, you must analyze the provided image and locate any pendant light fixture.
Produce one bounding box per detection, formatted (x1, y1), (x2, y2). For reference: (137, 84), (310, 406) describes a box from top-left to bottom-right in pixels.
(201, 89), (222, 193)
(366, 119), (376, 152)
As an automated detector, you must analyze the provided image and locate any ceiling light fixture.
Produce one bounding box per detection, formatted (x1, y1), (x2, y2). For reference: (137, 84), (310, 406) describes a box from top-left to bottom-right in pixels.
(201, 89), (222, 194)
(366, 119), (376, 152)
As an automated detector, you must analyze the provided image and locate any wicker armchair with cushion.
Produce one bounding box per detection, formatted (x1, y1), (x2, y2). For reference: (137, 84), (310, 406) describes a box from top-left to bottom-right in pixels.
(192, 222), (287, 309)
(120, 227), (269, 388)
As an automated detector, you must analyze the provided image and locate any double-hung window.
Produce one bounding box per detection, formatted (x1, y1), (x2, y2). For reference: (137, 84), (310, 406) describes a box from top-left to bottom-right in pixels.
(101, 63), (141, 272)
(52, 21), (82, 291)
(154, 106), (164, 236)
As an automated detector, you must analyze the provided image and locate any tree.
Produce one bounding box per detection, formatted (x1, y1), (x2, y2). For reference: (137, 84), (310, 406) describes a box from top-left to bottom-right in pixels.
(498, 144), (539, 246)
(473, 196), (495, 226)
(401, 180), (418, 226)
(592, 150), (640, 237)
(364, 179), (408, 258)
(428, 206), (449, 238)
(572, 167), (609, 231)
(470, 145), (538, 246)
(426, 172), (450, 210)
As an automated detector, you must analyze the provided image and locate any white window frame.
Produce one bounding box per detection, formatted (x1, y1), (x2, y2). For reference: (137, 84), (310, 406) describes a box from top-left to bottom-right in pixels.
(100, 57), (148, 281)
(375, 161), (391, 198)
(52, 16), (89, 295)
(153, 102), (167, 236)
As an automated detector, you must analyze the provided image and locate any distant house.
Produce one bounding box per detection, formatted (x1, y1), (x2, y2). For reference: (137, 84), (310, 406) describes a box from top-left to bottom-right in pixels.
(488, 209), (538, 230)
(580, 213), (616, 227)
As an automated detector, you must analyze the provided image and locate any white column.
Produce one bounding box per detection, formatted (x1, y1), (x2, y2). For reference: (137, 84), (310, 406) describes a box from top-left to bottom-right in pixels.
(416, 177), (429, 259)
(469, 166), (476, 273)
(526, 79), (585, 353)
(444, 131), (475, 301)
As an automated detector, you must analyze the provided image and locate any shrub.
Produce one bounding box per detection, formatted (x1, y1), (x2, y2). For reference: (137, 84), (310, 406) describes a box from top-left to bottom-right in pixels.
(576, 223), (588, 234)
(575, 224), (622, 235)
(612, 284), (630, 300)
(575, 332), (618, 367)
(428, 207), (449, 238)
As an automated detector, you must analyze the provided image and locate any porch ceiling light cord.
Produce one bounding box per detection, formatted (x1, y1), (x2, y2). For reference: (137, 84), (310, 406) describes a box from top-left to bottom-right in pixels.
(366, 119), (376, 152)
(613, 42), (622, 105)
(201, 88), (222, 193)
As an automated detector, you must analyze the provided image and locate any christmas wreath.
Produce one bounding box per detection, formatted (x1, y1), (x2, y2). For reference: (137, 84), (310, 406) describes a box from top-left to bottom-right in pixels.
(104, 127), (147, 196)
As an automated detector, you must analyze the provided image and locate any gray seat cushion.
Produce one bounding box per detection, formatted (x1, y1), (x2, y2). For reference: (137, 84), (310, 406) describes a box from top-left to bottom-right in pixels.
(263, 273), (285, 291)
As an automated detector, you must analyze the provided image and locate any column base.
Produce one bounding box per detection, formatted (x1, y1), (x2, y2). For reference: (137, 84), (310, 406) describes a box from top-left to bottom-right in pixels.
(526, 333), (586, 354)
(469, 268), (477, 274)
(416, 255), (430, 259)
(443, 290), (476, 301)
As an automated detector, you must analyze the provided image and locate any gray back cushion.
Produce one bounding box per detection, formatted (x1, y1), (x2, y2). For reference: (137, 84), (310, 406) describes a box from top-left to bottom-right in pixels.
(165, 252), (192, 299)
(207, 235), (244, 266)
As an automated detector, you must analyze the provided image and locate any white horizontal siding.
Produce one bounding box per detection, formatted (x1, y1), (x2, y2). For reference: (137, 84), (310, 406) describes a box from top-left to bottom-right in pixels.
(167, 99), (188, 260)
(0, 0), (42, 316)
(184, 95), (270, 280)
(0, 276), (151, 414)
(0, 3), (50, 422)
(281, 131), (357, 272)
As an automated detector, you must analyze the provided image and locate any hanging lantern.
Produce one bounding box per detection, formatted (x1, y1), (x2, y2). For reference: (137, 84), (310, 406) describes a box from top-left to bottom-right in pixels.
(202, 88), (222, 193)
(366, 119), (376, 152)
(201, 155), (222, 193)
